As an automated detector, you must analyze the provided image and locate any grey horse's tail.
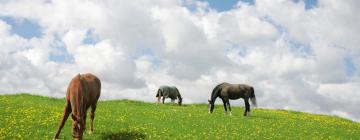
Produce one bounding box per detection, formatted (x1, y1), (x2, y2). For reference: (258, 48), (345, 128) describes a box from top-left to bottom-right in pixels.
(156, 89), (161, 97)
(249, 87), (257, 107)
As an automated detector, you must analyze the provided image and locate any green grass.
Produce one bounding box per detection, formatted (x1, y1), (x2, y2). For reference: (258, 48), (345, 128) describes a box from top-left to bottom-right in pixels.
(0, 94), (359, 139)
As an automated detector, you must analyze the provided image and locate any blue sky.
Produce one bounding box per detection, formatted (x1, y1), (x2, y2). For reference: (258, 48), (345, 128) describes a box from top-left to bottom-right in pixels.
(206, 0), (254, 11)
(1, 16), (42, 39)
(295, 0), (318, 9)
(206, 0), (317, 11)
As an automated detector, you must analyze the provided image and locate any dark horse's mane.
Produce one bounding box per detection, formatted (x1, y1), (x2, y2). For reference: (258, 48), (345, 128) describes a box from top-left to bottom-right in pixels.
(210, 82), (227, 103)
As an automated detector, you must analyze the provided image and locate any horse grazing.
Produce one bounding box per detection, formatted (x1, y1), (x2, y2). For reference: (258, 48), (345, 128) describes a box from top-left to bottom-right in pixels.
(208, 82), (256, 116)
(53, 73), (101, 140)
(156, 85), (182, 105)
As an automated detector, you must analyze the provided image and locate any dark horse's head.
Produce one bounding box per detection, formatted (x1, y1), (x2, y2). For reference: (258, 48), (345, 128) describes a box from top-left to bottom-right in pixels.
(71, 114), (85, 139)
(208, 99), (214, 113)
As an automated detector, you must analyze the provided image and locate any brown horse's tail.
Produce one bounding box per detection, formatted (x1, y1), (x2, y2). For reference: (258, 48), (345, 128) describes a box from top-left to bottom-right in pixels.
(71, 74), (86, 124)
(250, 87), (257, 107)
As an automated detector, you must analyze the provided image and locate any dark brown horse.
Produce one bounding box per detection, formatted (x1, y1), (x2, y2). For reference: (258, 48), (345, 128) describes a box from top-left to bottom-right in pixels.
(208, 82), (256, 116)
(53, 73), (101, 140)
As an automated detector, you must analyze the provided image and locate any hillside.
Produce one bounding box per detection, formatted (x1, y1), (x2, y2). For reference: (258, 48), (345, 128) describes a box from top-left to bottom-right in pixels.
(0, 94), (359, 139)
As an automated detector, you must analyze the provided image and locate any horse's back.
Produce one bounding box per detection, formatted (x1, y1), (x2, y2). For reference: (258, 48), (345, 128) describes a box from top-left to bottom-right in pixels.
(66, 73), (101, 104)
(170, 86), (180, 99)
(159, 85), (178, 99)
(81, 73), (101, 103)
(222, 83), (252, 99)
(159, 85), (170, 97)
(66, 74), (82, 99)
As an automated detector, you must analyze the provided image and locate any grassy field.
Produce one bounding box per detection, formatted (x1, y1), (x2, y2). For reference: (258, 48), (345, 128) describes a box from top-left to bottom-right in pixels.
(0, 94), (359, 139)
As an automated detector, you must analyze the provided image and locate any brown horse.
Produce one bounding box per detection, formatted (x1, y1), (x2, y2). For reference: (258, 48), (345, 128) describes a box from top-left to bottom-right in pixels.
(208, 82), (256, 116)
(53, 73), (101, 140)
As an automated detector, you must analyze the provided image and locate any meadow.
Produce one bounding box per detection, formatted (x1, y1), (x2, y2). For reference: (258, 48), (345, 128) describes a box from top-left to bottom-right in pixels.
(0, 94), (359, 139)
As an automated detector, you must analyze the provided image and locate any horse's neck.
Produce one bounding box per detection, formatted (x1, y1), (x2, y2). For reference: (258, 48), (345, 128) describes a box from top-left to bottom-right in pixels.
(210, 94), (217, 103)
(175, 91), (181, 98)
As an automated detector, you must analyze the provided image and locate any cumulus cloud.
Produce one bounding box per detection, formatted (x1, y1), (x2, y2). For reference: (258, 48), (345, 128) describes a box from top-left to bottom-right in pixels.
(0, 0), (359, 122)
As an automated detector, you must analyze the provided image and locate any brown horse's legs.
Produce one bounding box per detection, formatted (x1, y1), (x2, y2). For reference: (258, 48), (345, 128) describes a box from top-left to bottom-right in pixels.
(84, 111), (87, 132)
(244, 100), (250, 116)
(53, 102), (71, 139)
(89, 104), (97, 134)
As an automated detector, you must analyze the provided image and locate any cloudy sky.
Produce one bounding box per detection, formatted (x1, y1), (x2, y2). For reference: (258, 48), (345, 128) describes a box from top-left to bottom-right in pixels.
(1, 0), (359, 121)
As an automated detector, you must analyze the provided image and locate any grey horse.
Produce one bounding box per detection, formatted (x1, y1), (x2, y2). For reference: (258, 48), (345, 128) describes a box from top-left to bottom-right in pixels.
(156, 85), (182, 105)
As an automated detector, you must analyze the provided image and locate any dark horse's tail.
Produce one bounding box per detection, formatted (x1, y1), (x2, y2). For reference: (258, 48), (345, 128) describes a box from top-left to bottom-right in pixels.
(249, 87), (257, 107)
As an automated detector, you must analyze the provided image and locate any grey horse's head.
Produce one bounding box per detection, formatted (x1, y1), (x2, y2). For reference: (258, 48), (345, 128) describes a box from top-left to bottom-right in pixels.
(178, 97), (182, 105)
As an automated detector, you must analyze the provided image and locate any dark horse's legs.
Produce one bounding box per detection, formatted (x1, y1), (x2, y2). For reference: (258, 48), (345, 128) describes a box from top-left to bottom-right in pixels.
(89, 104), (97, 134)
(226, 99), (232, 115)
(221, 98), (227, 112)
(222, 98), (232, 115)
(54, 101), (71, 139)
(244, 99), (250, 116)
(162, 97), (165, 104)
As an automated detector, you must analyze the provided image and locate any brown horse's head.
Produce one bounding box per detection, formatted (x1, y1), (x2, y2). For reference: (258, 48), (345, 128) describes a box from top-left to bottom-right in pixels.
(71, 114), (85, 139)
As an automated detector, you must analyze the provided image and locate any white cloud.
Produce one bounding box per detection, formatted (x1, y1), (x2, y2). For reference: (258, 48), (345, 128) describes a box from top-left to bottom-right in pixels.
(0, 0), (359, 122)
(218, 3), (279, 46)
